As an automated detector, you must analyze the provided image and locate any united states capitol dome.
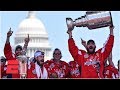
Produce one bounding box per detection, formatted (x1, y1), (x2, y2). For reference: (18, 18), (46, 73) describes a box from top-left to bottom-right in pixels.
(16, 11), (47, 35)
(14, 11), (52, 59)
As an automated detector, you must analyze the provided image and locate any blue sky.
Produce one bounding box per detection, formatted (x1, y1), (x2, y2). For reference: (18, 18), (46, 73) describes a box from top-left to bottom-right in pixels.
(0, 11), (120, 68)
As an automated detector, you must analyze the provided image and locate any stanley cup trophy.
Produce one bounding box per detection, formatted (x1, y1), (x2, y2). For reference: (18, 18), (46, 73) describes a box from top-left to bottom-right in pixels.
(17, 55), (28, 79)
(66, 11), (113, 30)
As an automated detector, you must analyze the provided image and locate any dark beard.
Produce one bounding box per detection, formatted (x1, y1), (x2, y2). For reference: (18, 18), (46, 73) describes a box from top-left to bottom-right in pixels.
(87, 48), (95, 54)
(37, 61), (43, 67)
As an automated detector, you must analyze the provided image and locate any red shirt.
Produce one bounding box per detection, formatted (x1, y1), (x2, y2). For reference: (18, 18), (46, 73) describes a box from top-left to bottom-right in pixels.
(27, 62), (48, 79)
(44, 59), (69, 78)
(104, 65), (119, 79)
(68, 35), (114, 78)
(4, 43), (20, 78)
(68, 61), (81, 78)
(27, 62), (37, 78)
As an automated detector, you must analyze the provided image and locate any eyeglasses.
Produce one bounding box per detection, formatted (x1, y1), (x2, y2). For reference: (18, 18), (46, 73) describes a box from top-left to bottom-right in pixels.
(54, 53), (61, 55)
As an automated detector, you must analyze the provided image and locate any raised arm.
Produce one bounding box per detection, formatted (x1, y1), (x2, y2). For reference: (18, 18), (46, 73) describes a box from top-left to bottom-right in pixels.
(101, 26), (114, 61)
(110, 25), (114, 35)
(4, 28), (14, 60)
(5, 27), (13, 44)
(22, 34), (30, 55)
(67, 30), (79, 60)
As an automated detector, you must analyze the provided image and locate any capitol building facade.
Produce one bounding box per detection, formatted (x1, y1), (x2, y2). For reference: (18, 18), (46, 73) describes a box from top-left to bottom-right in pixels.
(14, 11), (52, 60)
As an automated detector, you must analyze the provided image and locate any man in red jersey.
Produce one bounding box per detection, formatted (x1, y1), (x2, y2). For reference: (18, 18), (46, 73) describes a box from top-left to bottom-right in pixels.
(27, 51), (48, 79)
(104, 52), (119, 79)
(4, 28), (30, 78)
(44, 48), (69, 78)
(68, 60), (81, 78)
(67, 25), (114, 78)
(81, 38), (118, 79)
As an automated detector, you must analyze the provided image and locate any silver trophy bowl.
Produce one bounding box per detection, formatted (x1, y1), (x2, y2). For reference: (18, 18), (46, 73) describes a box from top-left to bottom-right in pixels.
(66, 11), (113, 30)
(66, 18), (75, 31)
(17, 55), (28, 79)
(17, 55), (28, 63)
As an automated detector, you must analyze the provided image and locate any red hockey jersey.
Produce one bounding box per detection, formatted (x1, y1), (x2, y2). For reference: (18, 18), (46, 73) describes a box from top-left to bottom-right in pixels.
(27, 62), (48, 79)
(1, 65), (7, 78)
(68, 35), (114, 78)
(4, 43), (20, 78)
(68, 61), (81, 78)
(104, 65), (119, 79)
(44, 59), (69, 78)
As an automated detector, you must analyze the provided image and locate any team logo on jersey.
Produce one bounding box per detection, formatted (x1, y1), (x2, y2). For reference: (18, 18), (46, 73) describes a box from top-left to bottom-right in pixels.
(84, 54), (89, 58)
(71, 68), (80, 76)
(56, 69), (65, 78)
(84, 59), (100, 66)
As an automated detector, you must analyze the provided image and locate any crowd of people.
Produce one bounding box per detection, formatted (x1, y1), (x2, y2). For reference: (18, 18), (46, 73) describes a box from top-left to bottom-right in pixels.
(0, 25), (120, 79)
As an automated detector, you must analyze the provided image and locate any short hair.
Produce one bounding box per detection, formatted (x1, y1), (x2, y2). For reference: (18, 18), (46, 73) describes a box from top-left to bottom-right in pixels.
(53, 48), (61, 55)
(87, 39), (95, 45)
(15, 45), (22, 51)
(53, 48), (62, 59)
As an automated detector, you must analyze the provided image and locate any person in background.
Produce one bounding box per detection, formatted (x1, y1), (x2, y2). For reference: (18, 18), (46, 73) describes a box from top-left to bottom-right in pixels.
(68, 60), (81, 78)
(4, 27), (30, 78)
(44, 48), (69, 78)
(104, 52), (119, 79)
(0, 56), (7, 78)
(67, 38), (87, 78)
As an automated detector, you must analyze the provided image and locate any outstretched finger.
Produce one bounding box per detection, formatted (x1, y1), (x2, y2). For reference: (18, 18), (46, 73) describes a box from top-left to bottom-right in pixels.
(9, 27), (11, 31)
(81, 38), (83, 42)
(28, 34), (29, 39)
